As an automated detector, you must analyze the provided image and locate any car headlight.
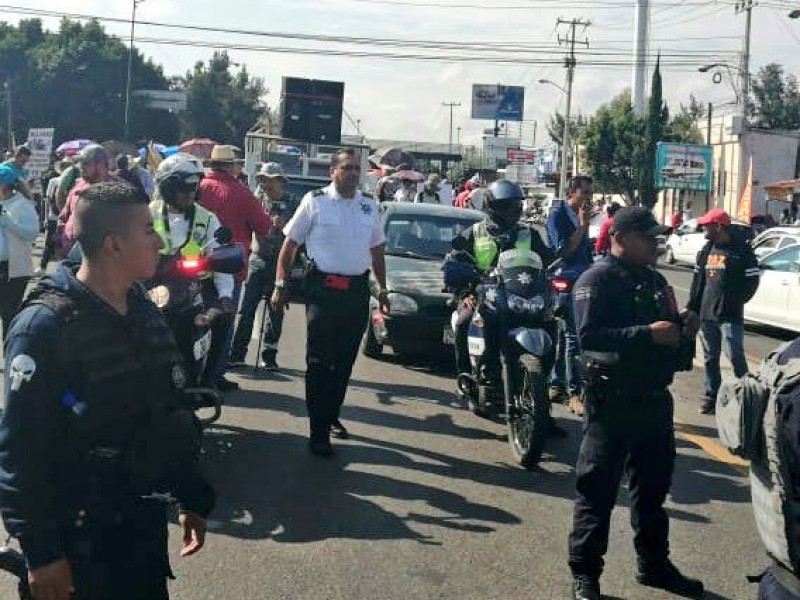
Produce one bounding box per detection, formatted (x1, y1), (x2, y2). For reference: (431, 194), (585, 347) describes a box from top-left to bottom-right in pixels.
(388, 292), (418, 315)
(148, 285), (170, 308)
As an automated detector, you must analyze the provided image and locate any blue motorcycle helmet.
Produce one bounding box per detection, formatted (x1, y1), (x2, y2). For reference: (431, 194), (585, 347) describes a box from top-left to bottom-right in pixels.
(485, 179), (524, 227)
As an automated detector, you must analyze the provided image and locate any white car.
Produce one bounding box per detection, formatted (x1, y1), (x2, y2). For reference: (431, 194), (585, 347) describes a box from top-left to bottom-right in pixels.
(664, 218), (752, 266)
(751, 226), (800, 260)
(745, 244), (800, 333)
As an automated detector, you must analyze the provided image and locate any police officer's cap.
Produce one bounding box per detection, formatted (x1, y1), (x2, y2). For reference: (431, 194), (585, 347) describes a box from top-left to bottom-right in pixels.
(610, 206), (670, 237)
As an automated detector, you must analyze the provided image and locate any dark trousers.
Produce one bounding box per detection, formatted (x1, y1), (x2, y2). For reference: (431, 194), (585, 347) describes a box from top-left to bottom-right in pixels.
(758, 568), (800, 600)
(453, 296), (505, 378)
(41, 219), (58, 269)
(305, 273), (369, 440)
(67, 503), (170, 600)
(230, 255), (284, 362)
(0, 274), (29, 341)
(568, 390), (676, 578)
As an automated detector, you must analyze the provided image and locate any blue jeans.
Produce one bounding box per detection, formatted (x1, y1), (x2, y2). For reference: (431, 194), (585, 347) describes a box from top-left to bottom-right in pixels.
(230, 255), (284, 362)
(551, 293), (580, 395)
(700, 320), (749, 399)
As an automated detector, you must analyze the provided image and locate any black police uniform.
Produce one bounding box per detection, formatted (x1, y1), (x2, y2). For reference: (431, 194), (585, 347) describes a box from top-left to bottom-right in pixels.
(0, 264), (214, 600)
(453, 219), (554, 377)
(568, 253), (696, 589)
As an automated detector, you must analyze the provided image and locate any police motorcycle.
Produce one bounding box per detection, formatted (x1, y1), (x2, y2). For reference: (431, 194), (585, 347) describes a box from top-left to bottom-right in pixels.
(147, 154), (244, 426)
(445, 236), (561, 470)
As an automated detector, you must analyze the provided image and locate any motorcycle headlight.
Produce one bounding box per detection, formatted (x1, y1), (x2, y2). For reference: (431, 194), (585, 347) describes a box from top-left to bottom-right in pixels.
(388, 293), (418, 315)
(508, 293), (546, 317)
(148, 285), (170, 308)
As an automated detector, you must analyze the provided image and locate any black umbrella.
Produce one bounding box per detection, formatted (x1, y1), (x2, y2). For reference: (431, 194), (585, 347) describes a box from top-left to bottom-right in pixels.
(369, 147), (416, 170)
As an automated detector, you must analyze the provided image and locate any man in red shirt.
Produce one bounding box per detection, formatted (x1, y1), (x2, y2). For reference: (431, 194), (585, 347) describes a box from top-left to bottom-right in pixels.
(198, 145), (271, 391)
(593, 202), (621, 255)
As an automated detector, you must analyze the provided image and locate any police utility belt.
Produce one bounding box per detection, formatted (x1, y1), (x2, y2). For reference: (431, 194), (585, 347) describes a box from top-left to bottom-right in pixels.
(580, 350), (669, 400)
(306, 259), (369, 292)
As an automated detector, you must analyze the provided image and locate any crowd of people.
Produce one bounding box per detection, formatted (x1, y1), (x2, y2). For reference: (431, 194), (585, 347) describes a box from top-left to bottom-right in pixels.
(0, 139), (797, 600)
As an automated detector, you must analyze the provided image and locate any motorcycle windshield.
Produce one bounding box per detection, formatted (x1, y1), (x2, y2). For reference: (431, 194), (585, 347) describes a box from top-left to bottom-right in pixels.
(497, 249), (547, 297)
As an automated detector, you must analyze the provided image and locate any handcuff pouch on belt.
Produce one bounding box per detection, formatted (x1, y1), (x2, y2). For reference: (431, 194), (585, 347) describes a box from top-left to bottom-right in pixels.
(580, 351), (621, 404)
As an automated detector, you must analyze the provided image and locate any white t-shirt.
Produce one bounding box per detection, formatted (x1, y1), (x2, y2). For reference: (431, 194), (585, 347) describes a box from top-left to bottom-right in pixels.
(283, 183), (385, 276)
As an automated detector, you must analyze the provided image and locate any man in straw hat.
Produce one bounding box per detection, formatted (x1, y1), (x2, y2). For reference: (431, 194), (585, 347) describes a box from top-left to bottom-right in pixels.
(198, 144), (272, 392)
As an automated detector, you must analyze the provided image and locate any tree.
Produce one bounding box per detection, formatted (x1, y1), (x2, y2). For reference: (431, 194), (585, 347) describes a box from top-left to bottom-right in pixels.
(177, 51), (268, 144)
(581, 90), (643, 202)
(639, 54), (667, 209)
(750, 63), (800, 130)
(0, 18), (179, 145)
(667, 94), (704, 143)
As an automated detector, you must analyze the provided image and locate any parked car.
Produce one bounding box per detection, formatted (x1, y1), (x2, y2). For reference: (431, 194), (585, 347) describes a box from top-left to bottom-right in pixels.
(751, 226), (800, 260)
(362, 203), (484, 360)
(744, 243), (800, 333)
(663, 218), (753, 266)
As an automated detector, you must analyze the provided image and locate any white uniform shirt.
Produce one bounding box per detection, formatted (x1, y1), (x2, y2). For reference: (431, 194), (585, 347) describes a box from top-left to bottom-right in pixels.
(283, 183), (385, 276)
(152, 207), (235, 300)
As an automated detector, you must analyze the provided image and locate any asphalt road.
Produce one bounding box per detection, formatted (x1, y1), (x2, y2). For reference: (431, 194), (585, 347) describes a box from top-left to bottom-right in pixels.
(0, 295), (768, 600)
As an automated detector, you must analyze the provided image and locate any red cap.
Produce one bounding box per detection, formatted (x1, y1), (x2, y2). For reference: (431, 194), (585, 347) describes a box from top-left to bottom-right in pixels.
(697, 208), (731, 226)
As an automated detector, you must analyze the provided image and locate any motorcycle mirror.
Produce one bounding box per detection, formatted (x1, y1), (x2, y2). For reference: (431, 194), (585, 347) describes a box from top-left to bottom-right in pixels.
(214, 226), (233, 245)
(547, 257), (564, 274)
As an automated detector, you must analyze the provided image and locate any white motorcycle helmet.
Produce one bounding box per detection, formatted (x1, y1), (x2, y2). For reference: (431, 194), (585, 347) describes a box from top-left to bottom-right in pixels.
(155, 152), (205, 205)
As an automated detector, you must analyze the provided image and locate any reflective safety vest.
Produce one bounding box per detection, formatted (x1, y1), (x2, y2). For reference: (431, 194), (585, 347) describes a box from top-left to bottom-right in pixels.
(150, 199), (214, 279)
(473, 221), (531, 270)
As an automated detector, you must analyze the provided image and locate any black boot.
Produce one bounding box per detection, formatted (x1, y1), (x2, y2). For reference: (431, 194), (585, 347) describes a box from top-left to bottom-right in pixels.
(572, 574), (601, 600)
(636, 561), (704, 598)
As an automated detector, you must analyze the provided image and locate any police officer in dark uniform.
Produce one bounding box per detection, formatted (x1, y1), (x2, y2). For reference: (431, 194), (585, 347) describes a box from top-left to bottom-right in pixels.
(451, 179), (554, 382)
(0, 183), (214, 600)
(568, 207), (703, 600)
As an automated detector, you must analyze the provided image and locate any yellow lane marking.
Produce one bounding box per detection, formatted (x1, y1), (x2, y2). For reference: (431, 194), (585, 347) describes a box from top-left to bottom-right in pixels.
(674, 421), (748, 467)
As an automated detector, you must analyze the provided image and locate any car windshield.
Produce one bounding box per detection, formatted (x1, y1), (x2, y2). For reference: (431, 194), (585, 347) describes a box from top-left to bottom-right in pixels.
(385, 213), (482, 260)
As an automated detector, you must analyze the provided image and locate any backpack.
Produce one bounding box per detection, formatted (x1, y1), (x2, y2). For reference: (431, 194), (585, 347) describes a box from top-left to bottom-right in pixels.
(716, 342), (800, 459)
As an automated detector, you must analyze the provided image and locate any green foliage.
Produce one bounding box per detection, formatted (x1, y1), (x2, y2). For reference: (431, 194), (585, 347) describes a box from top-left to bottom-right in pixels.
(0, 18), (179, 145)
(639, 55), (665, 208)
(666, 94), (704, 143)
(750, 63), (800, 130)
(580, 89), (643, 202)
(176, 51), (268, 144)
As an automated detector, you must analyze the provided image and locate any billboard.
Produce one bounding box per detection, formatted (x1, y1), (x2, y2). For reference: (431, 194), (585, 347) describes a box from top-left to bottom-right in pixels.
(507, 149), (536, 162)
(655, 142), (713, 191)
(25, 127), (55, 191)
(471, 84), (524, 122)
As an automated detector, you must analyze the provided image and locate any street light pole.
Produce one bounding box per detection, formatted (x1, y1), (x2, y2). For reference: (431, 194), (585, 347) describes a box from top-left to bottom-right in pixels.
(442, 101), (461, 155)
(124, 0), (144, 141)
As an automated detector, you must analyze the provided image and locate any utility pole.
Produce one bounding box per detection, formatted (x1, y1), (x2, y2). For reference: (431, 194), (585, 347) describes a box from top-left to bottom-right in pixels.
(457, 126), (461, 147)
(442, 101), (461, 155)
(532, 119), (537, 147)
(124, 0), (144, 141)
(557, 17), (590, 197)
(736, 0), (754, 119)
(631, 0), (650, 116)
(705, 102), (713, 212)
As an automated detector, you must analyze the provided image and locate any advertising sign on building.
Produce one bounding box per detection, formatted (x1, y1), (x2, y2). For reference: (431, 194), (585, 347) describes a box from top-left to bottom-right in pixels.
(507, 149), (536, 162)
(471, 84), (525, 122)
(25, 127), (55, 190)
(655, 142), (713, 191)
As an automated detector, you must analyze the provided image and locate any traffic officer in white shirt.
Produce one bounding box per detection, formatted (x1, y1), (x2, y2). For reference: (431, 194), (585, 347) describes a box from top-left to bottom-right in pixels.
(272, 148), (390, 457)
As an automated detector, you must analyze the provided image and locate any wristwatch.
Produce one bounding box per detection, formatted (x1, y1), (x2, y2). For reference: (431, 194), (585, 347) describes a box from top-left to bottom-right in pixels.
(274, 279), (286, 290)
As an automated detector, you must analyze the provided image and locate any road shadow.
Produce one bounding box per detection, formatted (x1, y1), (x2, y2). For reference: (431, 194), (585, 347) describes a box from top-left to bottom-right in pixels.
(200, 424), (521, 544)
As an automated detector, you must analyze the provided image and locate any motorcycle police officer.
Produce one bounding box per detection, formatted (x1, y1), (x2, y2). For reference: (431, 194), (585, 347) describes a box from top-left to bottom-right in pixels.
(0, 182), (214, 600)
(568, 206), (703, 600)
(151, 153), (236, 387)
(451, 179), (554, 386)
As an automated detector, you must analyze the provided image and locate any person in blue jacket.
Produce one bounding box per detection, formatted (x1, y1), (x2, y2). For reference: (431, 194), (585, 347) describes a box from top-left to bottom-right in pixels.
(545, 175), (594, 415)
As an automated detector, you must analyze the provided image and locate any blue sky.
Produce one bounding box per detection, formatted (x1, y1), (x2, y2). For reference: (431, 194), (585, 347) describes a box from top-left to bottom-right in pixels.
(10, 0), (800, 146)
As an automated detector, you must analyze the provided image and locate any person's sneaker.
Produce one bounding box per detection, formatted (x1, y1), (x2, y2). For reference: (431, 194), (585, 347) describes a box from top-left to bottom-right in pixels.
(309, 438), (334, 458)
(568, 395), (585, 417)
(259, 355), (279, 371)
(699, 396), (716, 415)
(215, 377), (240, 392)
(330, 420), (350, 440)
(572, 574), (601, 600)
(549, 385), (568, 403)
(636, 561), (704, 598)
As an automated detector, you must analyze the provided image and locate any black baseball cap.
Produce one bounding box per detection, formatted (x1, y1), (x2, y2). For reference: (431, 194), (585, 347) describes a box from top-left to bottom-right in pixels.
(610, 206), (670, 236)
